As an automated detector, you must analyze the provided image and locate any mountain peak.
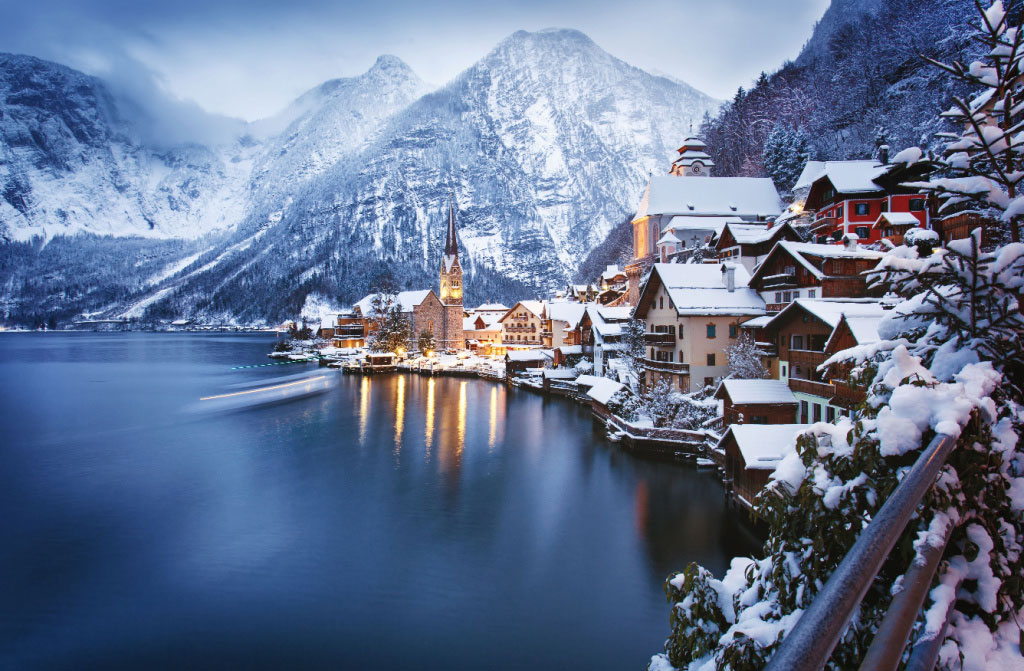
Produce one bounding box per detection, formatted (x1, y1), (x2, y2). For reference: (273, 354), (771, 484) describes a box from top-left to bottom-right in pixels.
(369, 54), (414, 75)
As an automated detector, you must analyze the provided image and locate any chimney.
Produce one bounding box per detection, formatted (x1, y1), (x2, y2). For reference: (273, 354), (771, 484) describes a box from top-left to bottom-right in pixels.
(843, 232), (859, 251)
(879, 144), (889, 165)
(722, 263), (736, 292)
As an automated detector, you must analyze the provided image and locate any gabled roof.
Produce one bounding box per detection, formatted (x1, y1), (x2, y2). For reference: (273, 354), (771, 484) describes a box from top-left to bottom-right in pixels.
(750, 241), (885, 284)
(765, 298), (886, 333)
(601, 264), (626, 280)
(824, 313), (884, 353)
(799, 160), (887, 194)
(873, 212), (922, 228)
(637, 263), (765, 317)
(715, 379), (797, 405)
(499, 300), (545, 323)
(586, 378), (626, 405)
(585, 304), (631, 339)
(717, 221), (801, 248)
(665, 215), (744, 235)
(657, 230), (681, 245)
(475, 303), (509, 311)
(720, 424), (805, 470)
(634, 176), (783, 220)
(546, 302), (586, 329)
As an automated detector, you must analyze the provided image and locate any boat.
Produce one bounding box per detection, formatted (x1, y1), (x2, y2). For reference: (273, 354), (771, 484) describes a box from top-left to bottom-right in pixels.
(191, 371), (337, 413)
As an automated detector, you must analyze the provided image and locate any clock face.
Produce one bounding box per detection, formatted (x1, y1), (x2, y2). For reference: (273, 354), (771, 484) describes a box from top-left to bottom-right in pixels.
(691, 163), (702, 174)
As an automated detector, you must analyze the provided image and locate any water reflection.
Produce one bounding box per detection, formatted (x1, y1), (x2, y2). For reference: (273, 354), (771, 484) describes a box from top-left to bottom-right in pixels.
(394, 374), (405, 457)
(425, 377), (435, 457)
(488, 386), (498, 449)
(359, 376), (370, 444)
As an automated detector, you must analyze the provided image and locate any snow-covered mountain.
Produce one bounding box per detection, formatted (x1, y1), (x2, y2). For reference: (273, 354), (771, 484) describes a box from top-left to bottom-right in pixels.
(0, 32), (720, 324)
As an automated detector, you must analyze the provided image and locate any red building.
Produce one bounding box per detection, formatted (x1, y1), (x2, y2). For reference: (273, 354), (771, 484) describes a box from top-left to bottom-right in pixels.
(802, 159), (932, 245)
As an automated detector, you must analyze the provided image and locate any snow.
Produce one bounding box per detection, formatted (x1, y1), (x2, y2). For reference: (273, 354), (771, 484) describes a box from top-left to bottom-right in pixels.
(807, 160), (888, 193)
(546, 302), (586, 328)
(586, 378), (626, 404)
(721, 222), (785, 245)
(506, 350), (546, 361)
(355, 290), (432, 315)
(717, 379), (797, 405)
(636, 175), (783, 219)
(722, 424), (805, 470)
(873, 212), (922, 228)
(665, 215), (744, 235)
(890, 146), (924, 167)
(740, 315), (774, 329)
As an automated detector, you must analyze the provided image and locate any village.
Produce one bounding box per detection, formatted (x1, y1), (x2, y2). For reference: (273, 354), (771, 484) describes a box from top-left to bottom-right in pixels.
(265, 124), (983, 518)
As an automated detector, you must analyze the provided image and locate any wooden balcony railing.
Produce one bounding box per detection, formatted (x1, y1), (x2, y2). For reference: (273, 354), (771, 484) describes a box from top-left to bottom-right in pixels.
(788, 349), (826, 368)
(640, 358), (690, 374)
(644, 332), (676, 345)
(788, 377), (834, 398)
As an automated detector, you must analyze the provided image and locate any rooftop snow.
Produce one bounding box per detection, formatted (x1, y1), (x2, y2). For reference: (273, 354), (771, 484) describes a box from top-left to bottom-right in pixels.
(772, 298), (886, 330)
(635, 176), (783, 219)
(722, 424), (806, 469)
(475, 303), (509, 311)
(665, 215), (744, 235)
(547, 302), (586, 328)
(874, 212), (922, 227)
(586, 378), (625, 405)
(796, 160), (888, 194)
(652, 263), (765, 316)
(717, 379), (797, 405)
(740, 315), (774, 328)
(766, 241), (885, 280)
(722, 222), (784, 244)
(355, 289), (432, 315)
(507, 350), (547, 361)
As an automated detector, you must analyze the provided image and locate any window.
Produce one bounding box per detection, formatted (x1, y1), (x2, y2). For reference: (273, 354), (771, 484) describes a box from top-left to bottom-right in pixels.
(813, 404), (822, 423)
(729, 324), (737, 338)
(707, 353), (716, 366)
(659, 296), (664, 310)
(781, 365), (788, 377)
(836, 205), (844, 219)
(800, 401), (809, 423)
(678, 326), (684, 340)
(909, 198), (925, 212)
(808, 289), (816, 298)
(880, 201), (889, 213)
(827, 407), (836, 423)
(854, 203), (870, 216)
(704, 377), (715, 388)
(706, 324), (716, 338)
(427, 319), (434, 334)
(751, 415), (767, 424)
(783, 291), (792, 302)
(792, 334), (804, 350)
(855, 226), (870, 239)
(775, 292), (782, 303)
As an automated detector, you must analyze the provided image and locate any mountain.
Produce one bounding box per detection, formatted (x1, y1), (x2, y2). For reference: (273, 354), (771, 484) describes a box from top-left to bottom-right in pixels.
(695, 0), (981, 184)
(0, 31), (720, 325)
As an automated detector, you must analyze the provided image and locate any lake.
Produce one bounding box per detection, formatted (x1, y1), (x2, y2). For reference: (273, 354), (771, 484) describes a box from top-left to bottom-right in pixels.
(0, 332), (759, 669)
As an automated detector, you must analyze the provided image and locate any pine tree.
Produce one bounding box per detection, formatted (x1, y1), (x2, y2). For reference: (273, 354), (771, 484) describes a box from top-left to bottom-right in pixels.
(368, 292), (412, 353)
(912, 0), (1024, 243)
(418, 329), (437, 354)
(762, 125), (811, 196)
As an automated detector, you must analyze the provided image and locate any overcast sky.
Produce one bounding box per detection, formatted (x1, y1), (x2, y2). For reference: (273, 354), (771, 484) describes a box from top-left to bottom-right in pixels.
(3, 0), (831, 122)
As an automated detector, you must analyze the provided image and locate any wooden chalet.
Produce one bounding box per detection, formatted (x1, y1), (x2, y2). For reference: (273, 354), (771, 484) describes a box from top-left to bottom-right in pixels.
(720, 424), (804, 512)
(715, 221), (802, 273)
(822, 312), (885, 410)
(803, 157), (932, 245)
(714, 379), (797, 425)
(764, 299), (886, 424)
(748, 240), (884, 313)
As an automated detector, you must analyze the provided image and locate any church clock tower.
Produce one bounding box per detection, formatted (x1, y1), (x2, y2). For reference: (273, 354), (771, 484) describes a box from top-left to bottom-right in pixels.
(439, 197), (465, 350)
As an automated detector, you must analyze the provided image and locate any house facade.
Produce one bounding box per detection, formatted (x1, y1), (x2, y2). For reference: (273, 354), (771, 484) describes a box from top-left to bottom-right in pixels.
(633, 263), (765, 392)
(500, 301), (546, 348)
(714, 221), (802, 273)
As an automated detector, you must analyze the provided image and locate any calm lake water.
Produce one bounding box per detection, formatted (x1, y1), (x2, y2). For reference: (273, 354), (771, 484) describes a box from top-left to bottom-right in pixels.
(0, 332), (759, 669)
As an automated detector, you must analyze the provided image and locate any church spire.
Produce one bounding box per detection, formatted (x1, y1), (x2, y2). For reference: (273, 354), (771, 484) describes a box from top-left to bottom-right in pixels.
(444, 194), (458, 258)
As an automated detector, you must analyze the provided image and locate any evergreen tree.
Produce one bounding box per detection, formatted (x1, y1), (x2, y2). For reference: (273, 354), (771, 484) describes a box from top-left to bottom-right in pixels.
(762, 125), (811, 195)
(418, 329), (437, 354)
(368, 292), (412, 353)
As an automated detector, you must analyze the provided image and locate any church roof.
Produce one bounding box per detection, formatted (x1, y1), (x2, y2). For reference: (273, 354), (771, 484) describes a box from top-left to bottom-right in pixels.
(444, 197), (459, 258)
(635, 176), (783, 220)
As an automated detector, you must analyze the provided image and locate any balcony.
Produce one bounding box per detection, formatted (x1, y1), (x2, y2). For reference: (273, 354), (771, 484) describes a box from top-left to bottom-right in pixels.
(644, 332), (676, 345)
(788, 377), (834, 398)
(640, 358), (690, 374)
(830, 379), (867, 408)
(811, 216), (840, 234)
(759, 273), (798, 290)
(788, 348), (826, 368)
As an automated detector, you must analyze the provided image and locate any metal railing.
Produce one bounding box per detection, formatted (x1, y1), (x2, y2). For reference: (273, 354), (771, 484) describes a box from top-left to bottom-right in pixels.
(765, 432), (958, 671)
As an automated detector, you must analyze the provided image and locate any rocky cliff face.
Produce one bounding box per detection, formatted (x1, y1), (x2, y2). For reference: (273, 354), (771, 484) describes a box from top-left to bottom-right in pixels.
(0, 32), (720, 324)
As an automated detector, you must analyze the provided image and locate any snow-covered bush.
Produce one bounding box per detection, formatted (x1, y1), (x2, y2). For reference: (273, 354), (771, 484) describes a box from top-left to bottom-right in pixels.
(724, 332), (769, 380)
(652, 231), (1024, 670)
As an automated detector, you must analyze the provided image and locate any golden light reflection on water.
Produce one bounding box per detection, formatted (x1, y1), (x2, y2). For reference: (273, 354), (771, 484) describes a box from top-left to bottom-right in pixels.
(394, 374), (405, 456)
(456, 380), (467, 457)
(359, 376), (370, 444)
(488, 386), (497, 449)
(425, 377), (435, 457)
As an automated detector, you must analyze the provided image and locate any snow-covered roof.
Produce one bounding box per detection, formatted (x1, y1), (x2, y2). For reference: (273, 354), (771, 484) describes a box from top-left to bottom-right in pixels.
(650, 263), (765, 316)
(586, 378), (626, 405)
(740, 315), (774, 329)
(320, 316), (335, 331)
(596, 305), (632, 321)
(475, 303), (509, 312)
(721, 424), (805, 470)
(873, 212), (922, 228)
(558, 345), (583, 354)
(761, 241), (885, 281)
(799, 160), (888, 194)
(355, 289), (433, 315)
(574, 374), (605, 388)
(716, 379), (797, 405)
(721, 222), (782, 245)
(547, 302), (586, 328)
(500, 300), (545, 322)
(657, 230), (681, 245)
(665, 215), (744, 235)
(542, 368), (577, 379)
(773, 299), (886, 330)
(601, 265), (625, 280)
(635, 176), (783, 219)
(507, 350), (546, 361)
(844, 316), (883, 344)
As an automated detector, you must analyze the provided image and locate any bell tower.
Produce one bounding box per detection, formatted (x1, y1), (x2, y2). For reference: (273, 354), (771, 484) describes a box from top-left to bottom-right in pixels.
(439, 196), (465, 349)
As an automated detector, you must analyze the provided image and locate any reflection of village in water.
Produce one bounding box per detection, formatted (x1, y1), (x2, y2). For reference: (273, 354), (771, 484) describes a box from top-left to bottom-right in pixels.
(346, 373), (757, 579)
(354, 375), (507, 473)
